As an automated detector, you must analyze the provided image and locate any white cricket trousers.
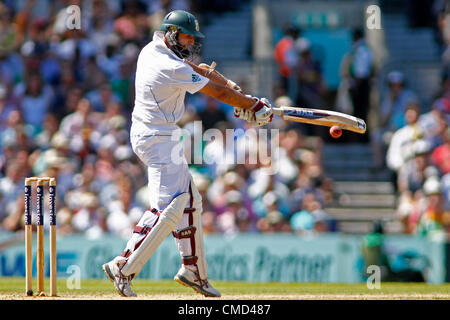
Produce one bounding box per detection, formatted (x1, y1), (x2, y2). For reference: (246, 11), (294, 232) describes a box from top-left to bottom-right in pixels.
(119, 130), (201, 274)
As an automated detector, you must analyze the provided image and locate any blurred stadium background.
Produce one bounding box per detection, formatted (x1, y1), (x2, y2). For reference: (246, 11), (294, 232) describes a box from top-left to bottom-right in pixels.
(0, 0), (449, 288)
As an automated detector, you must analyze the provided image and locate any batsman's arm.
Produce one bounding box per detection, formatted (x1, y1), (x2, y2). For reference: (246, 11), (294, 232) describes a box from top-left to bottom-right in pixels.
(185, 60), (241, 91)
(186, 60), (273, 126)
(184, 60), (255, 109)
(198, 79), (256, 110)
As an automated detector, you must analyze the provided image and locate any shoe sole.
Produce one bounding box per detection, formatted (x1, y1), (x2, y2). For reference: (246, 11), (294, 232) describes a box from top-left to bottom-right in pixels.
(174, 275), (221, 298)
(102, 263), (130, 297)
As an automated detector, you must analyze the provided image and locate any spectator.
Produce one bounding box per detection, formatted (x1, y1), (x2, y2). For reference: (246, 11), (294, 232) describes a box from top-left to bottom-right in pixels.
(294, 38), (326, 112)
(397, 139), (439, 232)
(59, 98), (102, 146)
(202, 210), (219, 234)
(0, 3), (19, 51)
(360, 221), (392, 281)
(0, 162), (25, 224)
(71, 191), (108, 239)
(55, 207), (75, 235)
(1, 195), (25, 232)
(0, 4), (23, 86)
(34, 113), (60, 149)
(252, 190), (287, 219)
(86, 82), (122, 113)
(14, 73), (55, 134)
(274, 25), (300, 95)
(418, 97), (450, 149)
(290, 192), (334, 235)
(55, 84), (82, 118)
(113, 0), (148, 43)
(110, 57), (135, 110)
(341, 28), (374, 142)
(87, 0), (115, 55)
(386, 103), (424, 190)
(0, 83), (17, 132)
(441, 172), (450, 211)
(290, 209), (315, 235)
(430, 126), (450, 175)
(96, 33), (122, 80)
(202, 121), (235, 176)
(380, 72), (418, 136)
(437, 2), (450, 71)
(80, 56), (108, 93)
(217, 190), (242, 235)
(415, 177), (450, 236)
(397, 139), (433, 196)
(441, 72), (450, 100)
(360, 220), (426, 281)
(106, 173), (143, 238)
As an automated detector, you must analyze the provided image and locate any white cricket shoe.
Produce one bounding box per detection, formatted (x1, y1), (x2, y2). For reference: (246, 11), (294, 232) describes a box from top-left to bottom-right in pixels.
(102, 259), (137, 297)
(174, 265), (221, 297)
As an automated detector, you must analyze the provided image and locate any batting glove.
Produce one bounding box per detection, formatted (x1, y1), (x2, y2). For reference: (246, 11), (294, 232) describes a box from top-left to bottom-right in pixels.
(251, 97), (273, 127)
(234, 94), (255, 123)
(234, 107), (252, 121)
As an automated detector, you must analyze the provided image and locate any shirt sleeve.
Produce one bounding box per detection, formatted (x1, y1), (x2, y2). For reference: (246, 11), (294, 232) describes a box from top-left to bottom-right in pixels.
(170, 62), (210, 94)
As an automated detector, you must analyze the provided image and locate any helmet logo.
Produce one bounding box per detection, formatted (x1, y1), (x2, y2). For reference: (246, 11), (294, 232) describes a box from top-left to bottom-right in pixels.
(195, 19), (199, 32)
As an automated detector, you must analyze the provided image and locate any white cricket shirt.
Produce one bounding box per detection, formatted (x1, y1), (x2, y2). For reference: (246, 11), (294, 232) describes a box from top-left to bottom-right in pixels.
(131, 31), (209, 135)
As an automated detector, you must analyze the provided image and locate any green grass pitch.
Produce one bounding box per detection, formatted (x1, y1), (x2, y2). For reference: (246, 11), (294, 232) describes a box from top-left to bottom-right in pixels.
(1, 277), (449, 300)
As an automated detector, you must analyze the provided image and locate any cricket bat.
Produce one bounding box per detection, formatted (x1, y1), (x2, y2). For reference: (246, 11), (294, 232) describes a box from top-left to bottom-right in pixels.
(272, 106), (366, 134)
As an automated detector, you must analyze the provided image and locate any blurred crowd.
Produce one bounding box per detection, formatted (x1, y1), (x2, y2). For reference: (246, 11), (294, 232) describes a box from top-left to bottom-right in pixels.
(273, 25), (328, 138)
(0, 0), (335, 238)
(1, 0), (448, 239)
(273, 1), (450, 236)
(382, 1), (450, 236)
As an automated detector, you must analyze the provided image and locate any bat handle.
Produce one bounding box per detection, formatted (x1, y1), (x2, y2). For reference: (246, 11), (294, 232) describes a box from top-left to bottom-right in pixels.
(271, 107), (283, 117)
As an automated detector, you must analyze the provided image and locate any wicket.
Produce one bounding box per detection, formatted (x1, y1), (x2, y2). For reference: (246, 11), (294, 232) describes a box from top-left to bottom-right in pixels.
(25, 177), (57, 297)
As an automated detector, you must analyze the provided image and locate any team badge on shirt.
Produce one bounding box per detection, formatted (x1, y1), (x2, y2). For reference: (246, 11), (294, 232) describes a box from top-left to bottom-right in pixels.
(192, 74), (201, 82)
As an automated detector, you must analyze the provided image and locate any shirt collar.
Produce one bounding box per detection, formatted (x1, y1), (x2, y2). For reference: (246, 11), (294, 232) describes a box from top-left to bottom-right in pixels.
(152, 31), (183, 61)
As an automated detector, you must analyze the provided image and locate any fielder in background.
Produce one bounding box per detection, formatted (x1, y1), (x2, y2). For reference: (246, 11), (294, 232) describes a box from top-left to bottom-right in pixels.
(102, 10), (273, 297)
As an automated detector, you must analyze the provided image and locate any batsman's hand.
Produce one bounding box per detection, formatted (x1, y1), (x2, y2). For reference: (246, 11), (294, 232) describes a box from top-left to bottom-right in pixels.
(251, 97), (273, 127)
(234, 94), (256, 123)
(234, 106), (253, 121)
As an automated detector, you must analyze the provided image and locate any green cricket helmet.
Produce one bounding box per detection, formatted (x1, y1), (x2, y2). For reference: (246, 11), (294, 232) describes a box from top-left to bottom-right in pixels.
(160, 10), (203, 60)
(160, 10), (204, 39)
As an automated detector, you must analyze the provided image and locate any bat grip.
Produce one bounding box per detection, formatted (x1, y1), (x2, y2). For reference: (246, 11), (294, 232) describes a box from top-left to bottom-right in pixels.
(271, 107), (283, 117)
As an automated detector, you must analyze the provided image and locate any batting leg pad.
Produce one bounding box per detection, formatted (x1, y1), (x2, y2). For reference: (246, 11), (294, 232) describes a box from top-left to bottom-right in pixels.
(119, 208), (161, 260)
(173, 180), (208, 280)
(120, 192), (189, 277)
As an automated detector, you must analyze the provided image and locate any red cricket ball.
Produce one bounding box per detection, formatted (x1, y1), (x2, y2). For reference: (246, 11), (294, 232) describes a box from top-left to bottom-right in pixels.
(330, 126), (342, 138)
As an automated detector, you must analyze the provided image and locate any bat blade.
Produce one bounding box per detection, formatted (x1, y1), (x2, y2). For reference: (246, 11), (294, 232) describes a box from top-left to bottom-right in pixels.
(272, 106), (366, 134)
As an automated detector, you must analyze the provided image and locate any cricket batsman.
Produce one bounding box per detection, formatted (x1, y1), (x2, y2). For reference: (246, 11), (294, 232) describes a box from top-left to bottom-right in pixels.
(102, 10), (273, 297)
